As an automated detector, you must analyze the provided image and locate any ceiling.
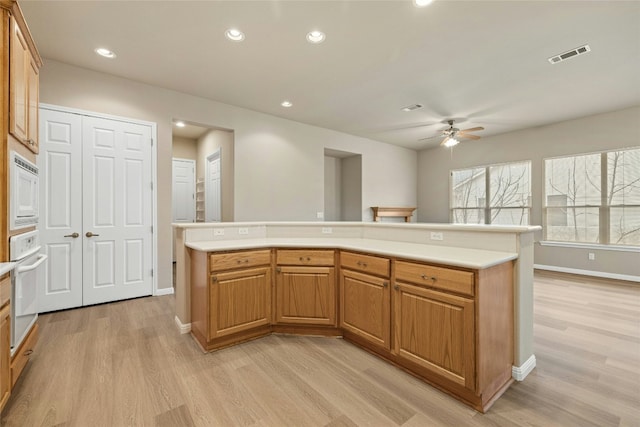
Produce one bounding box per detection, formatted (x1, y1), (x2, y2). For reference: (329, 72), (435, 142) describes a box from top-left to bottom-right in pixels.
(20, 1), (640, 150)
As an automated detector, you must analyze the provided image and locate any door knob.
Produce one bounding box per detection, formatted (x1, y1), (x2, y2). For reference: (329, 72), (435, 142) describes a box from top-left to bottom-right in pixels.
(86, 232), (100, 238)
(64, 232), (79, 238)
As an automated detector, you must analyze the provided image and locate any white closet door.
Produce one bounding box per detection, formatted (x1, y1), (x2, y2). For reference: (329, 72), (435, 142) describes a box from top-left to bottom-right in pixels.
(37, 109), (83, 312)
(172, 158), (195, 223)
(82, 116), (153, 305)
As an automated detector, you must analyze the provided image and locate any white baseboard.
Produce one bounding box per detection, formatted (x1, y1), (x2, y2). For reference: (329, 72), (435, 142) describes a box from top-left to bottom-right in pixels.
(155, 287), (175, 296)
(174, 316), (191, 334)
(512, 354), (536, 381)
(534, 264), (640, 283)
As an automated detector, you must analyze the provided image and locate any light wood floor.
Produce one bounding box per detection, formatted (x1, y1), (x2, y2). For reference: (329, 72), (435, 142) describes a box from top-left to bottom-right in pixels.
(1, 271), (638, 426)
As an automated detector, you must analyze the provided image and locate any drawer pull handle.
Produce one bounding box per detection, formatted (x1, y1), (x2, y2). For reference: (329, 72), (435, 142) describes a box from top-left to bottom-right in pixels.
(421, 274), (436, 282)
(357, 261), (368, 268)
(299, 257), (312, 262)
(24, 349), (33, 356)
(236, 259), (249, 264)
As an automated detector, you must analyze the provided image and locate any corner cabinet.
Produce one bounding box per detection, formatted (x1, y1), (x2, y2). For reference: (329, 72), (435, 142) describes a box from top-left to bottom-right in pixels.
(7, 5), (41, 153)
(275, 249), (336, 326)
(190, 249), (272, 352)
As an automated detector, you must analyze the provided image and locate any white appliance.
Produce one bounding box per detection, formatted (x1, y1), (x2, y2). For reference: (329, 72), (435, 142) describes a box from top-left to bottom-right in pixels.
(10, 151), (39, 230)
(10, 230), (47, 356)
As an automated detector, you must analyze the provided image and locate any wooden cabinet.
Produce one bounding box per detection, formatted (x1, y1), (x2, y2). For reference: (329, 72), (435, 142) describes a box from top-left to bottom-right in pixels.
(8, 12), (40, 153)
(340, 251), (390, 349)
(392, 259), (514, 411)
(10, 322), (37, 388)
(275, 250), (336, 326)
(393, 282), (475, 389)
(209, 267), (271, 339)
(0, 274), (10, 411)
(190, 249), (272, 351)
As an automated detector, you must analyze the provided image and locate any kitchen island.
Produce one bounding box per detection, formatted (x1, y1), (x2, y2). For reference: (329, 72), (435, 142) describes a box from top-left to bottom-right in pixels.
(173, 222), (540, 412)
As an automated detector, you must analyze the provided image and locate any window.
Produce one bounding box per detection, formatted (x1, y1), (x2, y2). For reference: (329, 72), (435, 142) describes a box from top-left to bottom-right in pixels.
(544, 147), (640, 246)
(451, 161), (531, 225)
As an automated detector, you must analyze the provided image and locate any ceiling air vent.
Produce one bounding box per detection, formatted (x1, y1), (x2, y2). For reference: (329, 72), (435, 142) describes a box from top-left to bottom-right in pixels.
(548, 45), (591, 64)
(401, 104), (423, 112)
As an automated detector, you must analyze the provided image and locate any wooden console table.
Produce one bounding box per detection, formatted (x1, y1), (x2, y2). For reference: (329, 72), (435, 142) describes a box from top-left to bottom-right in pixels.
(371, 207), (416, 222)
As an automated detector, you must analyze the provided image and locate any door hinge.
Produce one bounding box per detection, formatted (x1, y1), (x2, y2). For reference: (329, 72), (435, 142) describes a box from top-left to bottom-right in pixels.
(151, 269), (154, 277)
(151, 138), (154, 146)
(151, 225), (153, 233)
(150, 182), (153, 190)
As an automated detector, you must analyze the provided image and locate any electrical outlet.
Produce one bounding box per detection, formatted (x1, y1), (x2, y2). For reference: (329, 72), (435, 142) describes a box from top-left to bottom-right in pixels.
(317, 212), (324, 219)
(238, 228), (249, 235)
(588, 252), (595, 261)
(322, 227), (332, 234)
(214, 228), (225, 236)
(430, 232), (444, 241)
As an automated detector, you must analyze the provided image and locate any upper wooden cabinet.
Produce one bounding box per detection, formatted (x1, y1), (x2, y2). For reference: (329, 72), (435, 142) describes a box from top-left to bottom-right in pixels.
(6, 3), (42, 154)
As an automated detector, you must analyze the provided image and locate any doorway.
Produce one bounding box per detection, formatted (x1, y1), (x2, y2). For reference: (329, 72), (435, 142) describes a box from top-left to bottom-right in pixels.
(206, 149), (221, 222)
(324, 149), (362, 221)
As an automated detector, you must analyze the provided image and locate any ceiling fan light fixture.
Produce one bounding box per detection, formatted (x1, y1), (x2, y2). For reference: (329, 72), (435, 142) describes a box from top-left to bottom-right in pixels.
(443, 137), (460, 148)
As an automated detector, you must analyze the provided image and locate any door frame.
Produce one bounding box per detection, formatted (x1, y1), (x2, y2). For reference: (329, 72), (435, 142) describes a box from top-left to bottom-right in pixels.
(39, 103), (161, 296)
(205, 148), (221, 222)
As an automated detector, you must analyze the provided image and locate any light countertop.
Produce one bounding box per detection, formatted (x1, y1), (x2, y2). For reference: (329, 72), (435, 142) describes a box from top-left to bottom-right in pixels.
(0, 262), (16, 277)
(185, 238), (517, 269)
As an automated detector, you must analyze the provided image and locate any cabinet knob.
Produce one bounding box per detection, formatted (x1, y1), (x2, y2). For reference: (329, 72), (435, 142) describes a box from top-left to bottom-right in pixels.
(276, 267), (282, 273)
(394, 285), (399, 291)
(383, 281), (388, 287)
(212, 276), (218, 282)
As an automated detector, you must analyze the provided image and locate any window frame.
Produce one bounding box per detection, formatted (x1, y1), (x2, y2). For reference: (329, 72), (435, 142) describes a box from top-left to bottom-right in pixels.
(543, 147), (640, 246)
(450, 160), (532, 226)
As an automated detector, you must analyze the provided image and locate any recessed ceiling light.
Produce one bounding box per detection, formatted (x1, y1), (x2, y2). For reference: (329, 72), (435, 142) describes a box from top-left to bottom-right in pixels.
(95, 48), (116, 58)
(225, 28), (245, 42)
(175, 121), (186, 128)
(306, 30), (326, 44)
(414, 0), (433, 7)
(281, 101), (293, 108)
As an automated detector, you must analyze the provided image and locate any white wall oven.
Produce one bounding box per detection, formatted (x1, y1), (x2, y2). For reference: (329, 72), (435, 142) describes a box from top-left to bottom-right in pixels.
(10, 151), (39, 230)
(10, 230), (47, 355)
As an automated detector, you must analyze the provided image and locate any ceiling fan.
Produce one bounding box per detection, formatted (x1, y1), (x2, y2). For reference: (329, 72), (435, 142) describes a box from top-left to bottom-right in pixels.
(420, 120), (484, 147)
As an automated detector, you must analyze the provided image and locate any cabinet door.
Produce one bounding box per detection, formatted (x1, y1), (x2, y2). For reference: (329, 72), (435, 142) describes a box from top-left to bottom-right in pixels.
(276, 266), (336, 326)
(209, 267), (271, 340)
(393, 282), (475, 390)
(340, 270), (390, 349)
(10, 16), (28, 143)
(27, 57), (39, 153)
(0, 304), (10, 411)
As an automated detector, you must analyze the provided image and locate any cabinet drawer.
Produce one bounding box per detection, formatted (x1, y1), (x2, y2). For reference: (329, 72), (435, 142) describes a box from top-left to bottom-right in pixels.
(340, 251), (390, 278)
(395, 260), (475, 297)
(209, 250), (271, 272)
(11, 323), (38, 387)
(276, 249), (334, 266)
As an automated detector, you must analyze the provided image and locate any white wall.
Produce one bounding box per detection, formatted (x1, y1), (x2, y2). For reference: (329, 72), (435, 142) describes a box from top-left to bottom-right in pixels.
(39, 59), (418, 291)
(418, 106), (640, 278)
(342, 155), (363, 221)
(324, 156), (342, 221)
(172, 136), (197, 160)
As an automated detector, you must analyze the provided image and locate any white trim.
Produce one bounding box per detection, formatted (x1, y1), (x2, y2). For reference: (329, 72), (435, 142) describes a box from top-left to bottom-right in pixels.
(535, 264), (640, 283)
(40, 103), (160, 297)
(155, 287), (175, 296)
(174, 316), (191, 334)
(512, 354), (536, 381)
(539, 240), (640, 253)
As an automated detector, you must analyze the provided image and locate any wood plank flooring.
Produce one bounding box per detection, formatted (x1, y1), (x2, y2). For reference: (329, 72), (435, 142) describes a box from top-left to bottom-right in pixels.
(1, 270), (638, 426)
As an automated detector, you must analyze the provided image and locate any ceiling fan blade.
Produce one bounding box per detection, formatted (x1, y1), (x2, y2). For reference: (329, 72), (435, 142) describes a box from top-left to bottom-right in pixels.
(459, 126), (484, 133)
(458, 133), (481, 140)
